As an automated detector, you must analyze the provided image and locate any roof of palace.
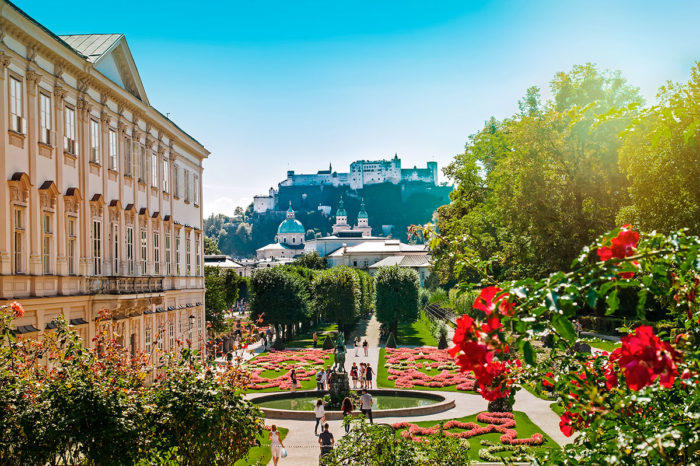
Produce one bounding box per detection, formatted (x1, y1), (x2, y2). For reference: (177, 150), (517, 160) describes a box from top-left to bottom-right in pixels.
(368, 254), (431, 269)
(59, 34), (123, 62)
(277, 218), (305, 235)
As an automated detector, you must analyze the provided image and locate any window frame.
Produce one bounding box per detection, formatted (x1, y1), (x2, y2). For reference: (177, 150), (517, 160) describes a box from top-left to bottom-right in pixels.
(39, 92), (51, 145)
(92, 219), (102, 275)
(64, 106), (77, 154)
(9, 76), (23, 133)
(90, 119), (100, 164)
(108, 129), (118, 171)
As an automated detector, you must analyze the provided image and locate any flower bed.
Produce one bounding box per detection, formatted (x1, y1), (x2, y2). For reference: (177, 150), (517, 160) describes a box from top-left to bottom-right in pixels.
(392, 412), (544, 445)
(246, 349), (333, 390)
(383, 347), (476, 391)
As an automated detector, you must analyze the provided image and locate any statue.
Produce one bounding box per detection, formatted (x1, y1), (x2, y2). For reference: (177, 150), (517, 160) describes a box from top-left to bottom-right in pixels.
(333, 331), (346, 373)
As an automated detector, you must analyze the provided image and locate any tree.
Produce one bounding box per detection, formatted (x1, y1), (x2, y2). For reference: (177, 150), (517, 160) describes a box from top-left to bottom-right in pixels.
(291, 251), (328, 270)
(617, 62), (700, 234)
(311, 266), (360, 330)
(249, 267), (309, 339)
(204, 267), (241, 333)
(374, 266), (419, 334)
(203, 236), (221, 255)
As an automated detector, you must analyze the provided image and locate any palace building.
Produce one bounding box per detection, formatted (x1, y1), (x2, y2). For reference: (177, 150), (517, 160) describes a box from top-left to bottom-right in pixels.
(0, 1), (208, 355)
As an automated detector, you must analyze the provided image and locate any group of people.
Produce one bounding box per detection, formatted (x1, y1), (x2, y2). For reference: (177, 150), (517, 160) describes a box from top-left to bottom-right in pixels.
(315, 366), (337, 391)
(353, 336), (369, 357)
(348, 362), (373, 389)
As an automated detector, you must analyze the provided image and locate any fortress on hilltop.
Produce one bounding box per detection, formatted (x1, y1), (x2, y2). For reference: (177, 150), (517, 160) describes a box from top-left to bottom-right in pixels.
(254, 155), (438, 213)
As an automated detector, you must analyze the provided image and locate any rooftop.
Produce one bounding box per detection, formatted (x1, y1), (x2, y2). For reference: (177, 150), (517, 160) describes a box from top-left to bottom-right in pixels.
(59, 34), (122, 62)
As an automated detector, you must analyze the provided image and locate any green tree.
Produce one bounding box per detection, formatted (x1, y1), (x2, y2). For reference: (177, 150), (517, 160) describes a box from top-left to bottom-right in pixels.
(205, 266), (227, 332)
(292, 251), (328, 270)
(249, 267), (310, 339)
(311, 266), (360, 330)
(617, 62), (700, 234)
(374, 266), (419, 334)
(203, 235), (221, 255)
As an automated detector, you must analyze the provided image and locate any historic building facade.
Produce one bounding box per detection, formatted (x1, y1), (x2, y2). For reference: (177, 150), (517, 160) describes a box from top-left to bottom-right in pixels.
(256, 204), (306, 260)
(0, 2), (208, 355)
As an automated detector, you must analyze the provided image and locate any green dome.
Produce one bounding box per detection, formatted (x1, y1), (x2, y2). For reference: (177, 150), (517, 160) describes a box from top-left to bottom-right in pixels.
(278, 218), (305, 235)
(358, 200), (368, 219)
(336, 197), (347, 217)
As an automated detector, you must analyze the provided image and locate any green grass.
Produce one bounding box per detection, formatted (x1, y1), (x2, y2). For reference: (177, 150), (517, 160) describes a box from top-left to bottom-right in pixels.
(376, 348), (472, 392)
(398, 411), (559, 460)
(246, 352), (335, 392)
(395, 317), (437, 347)
(583, 338), (621, 352)
(235, 427), (289, 466)
(549, 402), (565, 417)
(286, 322), (338, 348)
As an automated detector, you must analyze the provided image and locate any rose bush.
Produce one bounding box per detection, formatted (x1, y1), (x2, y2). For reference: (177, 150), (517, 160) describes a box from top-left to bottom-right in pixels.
(384, 347), (476, 390)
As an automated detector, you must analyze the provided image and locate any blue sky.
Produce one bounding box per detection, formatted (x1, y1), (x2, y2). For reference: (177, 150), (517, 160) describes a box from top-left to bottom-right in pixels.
(19, 0), (700, 215)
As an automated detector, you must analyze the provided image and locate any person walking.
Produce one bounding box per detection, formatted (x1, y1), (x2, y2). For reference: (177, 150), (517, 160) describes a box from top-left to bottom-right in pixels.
(269, 424), (285, 466)
(320, 367), (327, 391)
(362, 339), (368, 357)
(341, 397), (354, 434)
(314, 399), (326, 436)
(313, 331), (318, 348)
(290, 369), (297, 391)
(325, 367), (332, 390)
(318, 423), (334, 459)
(316, 370), (324, 391)
(354, 337), (359, 357)
(350, 363), (359, 389)
(365, 363), (374, 389)
(359, 363), (366, 389)
(359, 389), (374, 424)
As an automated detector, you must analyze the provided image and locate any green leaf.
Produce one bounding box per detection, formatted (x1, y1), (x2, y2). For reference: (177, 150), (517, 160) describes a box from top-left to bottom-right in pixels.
(635, 289), (648, 320)
(552, 314), (576, 342)
(519, 340), (536, 366)
(586, 289), (598, 309)
(605, 288), (620, 316)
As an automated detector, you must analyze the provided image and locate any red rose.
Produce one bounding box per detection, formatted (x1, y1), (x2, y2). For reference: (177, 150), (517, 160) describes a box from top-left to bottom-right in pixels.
(473, 286), (514, 316)
(610, 228), (640, 259)
(597, 246), (613, 261)
(559, 411), (585, 437)
(617, 326), (679, 391)
(10, 301), (24, 318)
(542, 371), (554, 388)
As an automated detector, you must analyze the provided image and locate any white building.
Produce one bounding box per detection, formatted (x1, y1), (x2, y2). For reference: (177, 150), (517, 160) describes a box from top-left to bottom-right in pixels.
(256, 204), (306, 260)
(368, 255), (432, 286)
(253, 187), (277, 214)
(204, 254), (251, 277)
(326, 239), (428, 270)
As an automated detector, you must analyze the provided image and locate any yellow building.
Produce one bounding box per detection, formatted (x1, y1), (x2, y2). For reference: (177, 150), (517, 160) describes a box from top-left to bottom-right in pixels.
(0, 1), (208, 355)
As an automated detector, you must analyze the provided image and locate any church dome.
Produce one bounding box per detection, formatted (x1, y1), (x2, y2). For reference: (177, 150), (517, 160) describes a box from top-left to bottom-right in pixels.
(278, 218), (305, 235)
(336, 197), (347, 217)
(358, 200), (368, 219)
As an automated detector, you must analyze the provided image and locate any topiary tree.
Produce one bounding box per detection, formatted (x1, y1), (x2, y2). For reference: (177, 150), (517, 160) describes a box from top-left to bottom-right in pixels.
(385, 332), (397, 348)
(375, 266), (420, 335)
(437, 332), (448, 350)
(322, 335), (335, 350)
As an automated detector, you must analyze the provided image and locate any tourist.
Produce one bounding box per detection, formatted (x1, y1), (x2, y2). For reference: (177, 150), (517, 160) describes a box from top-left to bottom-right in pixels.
(359, 363), (366, 389)
(290, 369), (297, 391)
(269, 424), (285, 466)
(325, 367), (332, 390)
(316, 370), (324, 391)
(314, 399), (326, 435)
(350, 362), (359, 389)
(365, 363), (374, 389)
(363, 339), (369, 356)
(359, 389), (374, 424)
(320, 367), (328, 391)
(341, 397), (354, 434)
(313, 331), (318, 348)
(354, 337), (359, 356)
(318, 423), (334, 458)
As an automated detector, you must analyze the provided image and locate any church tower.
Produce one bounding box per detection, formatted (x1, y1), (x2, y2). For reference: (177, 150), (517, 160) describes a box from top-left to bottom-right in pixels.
(354, 199), (372, 237)
(332, 197), (349, 235)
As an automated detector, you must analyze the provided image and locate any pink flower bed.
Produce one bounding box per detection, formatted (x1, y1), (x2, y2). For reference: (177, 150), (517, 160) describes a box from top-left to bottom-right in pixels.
(385, 347), (476, 391)
(246, 349), (332, 390)
(392, 412), (544, 446)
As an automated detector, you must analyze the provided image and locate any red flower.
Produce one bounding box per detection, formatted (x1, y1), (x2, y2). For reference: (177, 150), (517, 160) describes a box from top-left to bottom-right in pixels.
(559, 411), (584, 437)
(597, 246), (613, 261)
(617, 326), (679, 391)
(542, 372), (554, 388)
(610, 228), (640, 259)
(10, 301), (24, 318)
(473, 287), (514, 316)
(481, 316), (502, 334)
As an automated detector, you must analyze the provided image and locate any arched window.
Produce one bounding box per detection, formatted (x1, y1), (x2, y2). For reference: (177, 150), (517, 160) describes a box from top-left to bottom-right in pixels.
(292, 237), (296, 243)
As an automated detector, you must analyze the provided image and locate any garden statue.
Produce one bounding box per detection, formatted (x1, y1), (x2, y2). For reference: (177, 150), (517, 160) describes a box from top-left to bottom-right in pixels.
(334, 331), (346, 373)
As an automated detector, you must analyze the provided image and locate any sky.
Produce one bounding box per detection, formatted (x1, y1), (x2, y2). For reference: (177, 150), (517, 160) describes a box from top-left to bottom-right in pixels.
(18, 0), (700, 216)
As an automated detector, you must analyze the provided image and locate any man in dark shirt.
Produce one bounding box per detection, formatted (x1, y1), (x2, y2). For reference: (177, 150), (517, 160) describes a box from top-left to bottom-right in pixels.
(318, 423), (334, 458)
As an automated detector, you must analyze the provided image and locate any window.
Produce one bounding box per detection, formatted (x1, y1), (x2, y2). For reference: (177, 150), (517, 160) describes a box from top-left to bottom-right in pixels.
(154, 232), (160, 275)
(195, 235), (201, 276)
(169, 321), (174, 349)
(64, 107), (76, 154)
(163, 160), (169, 192)
(92, 219), (102, 275)
(112, 223), (119, 274)
(42, 213), (52, 274)
(9, 77), (23, 133)
(140, 229), (147, 274)
(186, 236), (191, 275)
(193, 175), (199, 205)
(184, 170), (190, 201)
(126, 226), (134, 274)
(39, 93), (51, 144)
(109, 130), (117, 170)
(145, 327), (152, 354)
(176, 235), (181, 275)
(151, 153), (158, 187)
(13, 208), (24, 273)
(165, 233), (171, 275)
(138, 145), (146, 182)
(124, 138), (132, 176)
(90, 120), (100, 163)
(173, 165), (179, 197)
(67, 217), (76, 275)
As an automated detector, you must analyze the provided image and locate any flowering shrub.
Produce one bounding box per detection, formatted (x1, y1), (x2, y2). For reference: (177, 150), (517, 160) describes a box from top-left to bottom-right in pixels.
(384, 347), (476, 390)
(478, 440), (533, 462)
(246, 349), (333, 389)
(425, 225), (700, 463)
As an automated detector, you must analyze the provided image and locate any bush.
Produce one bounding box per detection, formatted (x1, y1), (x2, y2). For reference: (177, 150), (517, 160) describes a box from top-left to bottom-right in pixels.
(272, 337), (285, 350)
(418, 288), (431, 309)
(437, 332), (448, 349)
(322, 334), (335, 350)
(385, 332), (397, 348)
(429, 288), (448, 305)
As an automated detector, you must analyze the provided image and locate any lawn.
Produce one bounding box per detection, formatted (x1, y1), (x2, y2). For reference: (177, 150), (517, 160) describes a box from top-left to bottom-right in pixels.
(235, 427), (289, 466)
(246, 349), (335, 392)
(583, 337), (621, 352)
(376, 348), (475, 392)
(395, 411), (558, 461)
(286, 322), (338, 348)
(395, 317), (437, 347)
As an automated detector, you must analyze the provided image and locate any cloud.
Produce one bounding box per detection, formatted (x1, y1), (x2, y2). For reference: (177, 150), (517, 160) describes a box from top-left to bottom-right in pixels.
(204, 196), (253, 216)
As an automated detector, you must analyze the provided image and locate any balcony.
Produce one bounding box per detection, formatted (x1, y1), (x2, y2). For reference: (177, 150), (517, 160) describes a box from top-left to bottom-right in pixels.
(87, 276), (164, 295)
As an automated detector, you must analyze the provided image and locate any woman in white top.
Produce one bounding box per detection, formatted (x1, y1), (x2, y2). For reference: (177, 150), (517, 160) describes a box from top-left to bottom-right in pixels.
(314, 399), (326, 436)
(269, 424), (285, 465)
(354, 337), (359, 356)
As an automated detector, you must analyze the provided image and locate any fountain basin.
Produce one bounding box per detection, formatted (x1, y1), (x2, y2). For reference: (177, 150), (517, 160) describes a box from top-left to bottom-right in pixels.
(248, 389), (455, 420)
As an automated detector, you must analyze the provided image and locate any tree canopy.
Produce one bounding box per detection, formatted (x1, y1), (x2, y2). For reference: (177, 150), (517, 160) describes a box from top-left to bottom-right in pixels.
(374, 266), (419, 334)
(311, 266), (360, 329)
(249, 267), (310, 335)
